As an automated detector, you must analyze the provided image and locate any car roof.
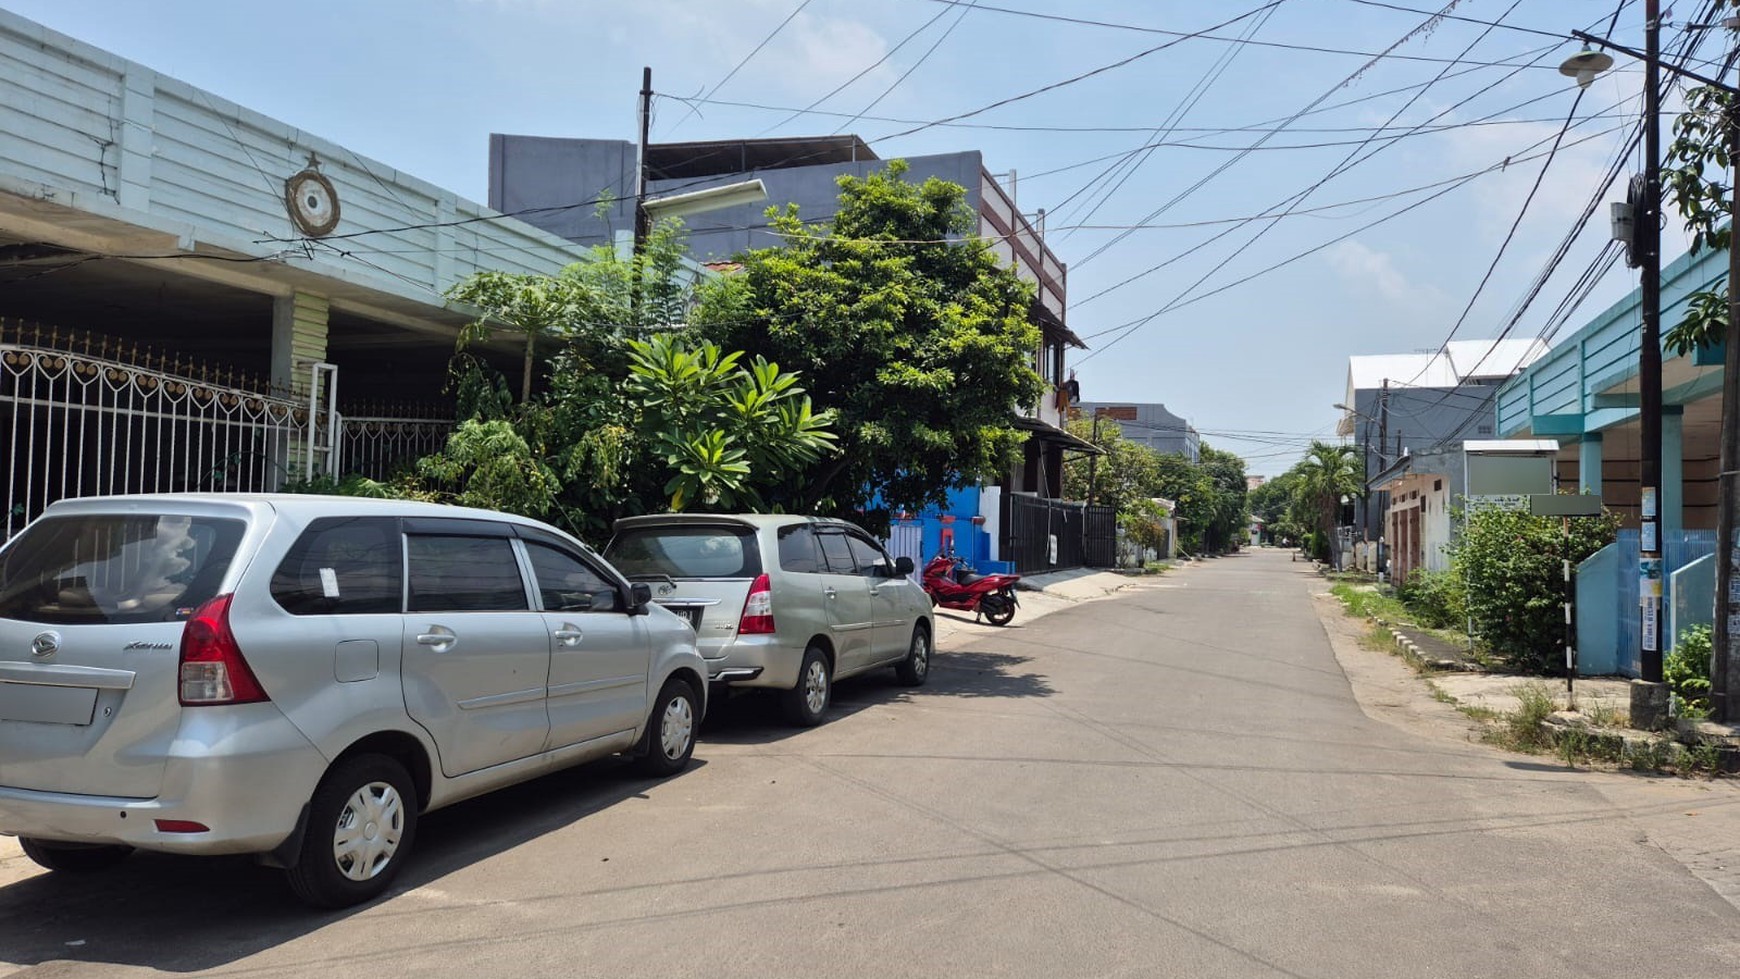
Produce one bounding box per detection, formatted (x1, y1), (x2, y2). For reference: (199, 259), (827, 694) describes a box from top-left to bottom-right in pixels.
(612, 512), (861, 532)
(39, 493), (559, 530)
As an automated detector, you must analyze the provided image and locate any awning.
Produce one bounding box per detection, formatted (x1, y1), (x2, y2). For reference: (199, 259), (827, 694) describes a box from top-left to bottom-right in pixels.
(1013, 416), (1101, 454)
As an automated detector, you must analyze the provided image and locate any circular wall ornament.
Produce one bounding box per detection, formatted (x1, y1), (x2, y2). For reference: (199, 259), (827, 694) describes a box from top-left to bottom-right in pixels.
(285, 168), (341, 237)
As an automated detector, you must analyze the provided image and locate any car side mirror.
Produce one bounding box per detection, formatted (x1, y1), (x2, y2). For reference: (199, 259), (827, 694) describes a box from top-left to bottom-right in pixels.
(893, 556), (915, 576)
(629, 582), (653, 615)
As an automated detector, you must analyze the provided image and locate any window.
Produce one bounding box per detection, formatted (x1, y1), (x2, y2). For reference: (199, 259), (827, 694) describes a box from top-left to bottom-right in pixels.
(406, 536), (528, 612)
(1434, 479), (1442, 492)
(778, 524), (823, 573)
(524, 542), (621, 613)
(816, 532), (855, 575)
(605, 525), (762, 579)
(0, 514), (245, 624)
(271, 517), (403, 615)
(846, 534), (891, 577)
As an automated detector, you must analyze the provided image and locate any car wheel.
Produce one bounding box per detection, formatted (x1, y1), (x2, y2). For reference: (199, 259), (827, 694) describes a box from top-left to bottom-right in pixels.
(18, 838), (133, 873)
(983, 594), (1016, 627)
(894, 624), (931, 687)
(780, 646), (832, 727)
(636, 678), (699, 777)
(285, 754), (418, 909)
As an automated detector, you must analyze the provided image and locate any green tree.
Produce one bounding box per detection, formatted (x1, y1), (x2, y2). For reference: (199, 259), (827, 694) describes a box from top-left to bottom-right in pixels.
(1663, 80), (1737, 354)
(1062, 417), (1159, 515)
(365, 223), (838, 541)
(1198, 443), (1250, 553)
(1451, 503), (1619, 673)
(1294, 441), (1362, 544)
(693, 161), (1045, 532)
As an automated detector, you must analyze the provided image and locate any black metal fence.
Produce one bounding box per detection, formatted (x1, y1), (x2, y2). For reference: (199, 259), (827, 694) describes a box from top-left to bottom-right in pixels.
(1005, 494), (1117, 572)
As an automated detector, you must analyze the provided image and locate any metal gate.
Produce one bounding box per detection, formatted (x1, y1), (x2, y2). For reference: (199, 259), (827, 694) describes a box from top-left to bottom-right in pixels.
(1003, 494), (1116, 573)
(882, 520), (924, 582)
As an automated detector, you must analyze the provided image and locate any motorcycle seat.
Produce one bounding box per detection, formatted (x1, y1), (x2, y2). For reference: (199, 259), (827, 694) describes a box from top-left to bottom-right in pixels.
(956, 571), (992, 585)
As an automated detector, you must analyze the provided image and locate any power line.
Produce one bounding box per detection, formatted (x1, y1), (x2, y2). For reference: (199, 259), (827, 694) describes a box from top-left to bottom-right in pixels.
(871, 1), (1288, 142)
(908, 0), (1582, 70)
(755, 3), (955, 136)
(669, 0), (817, 132)
(834, 1), (976, 135)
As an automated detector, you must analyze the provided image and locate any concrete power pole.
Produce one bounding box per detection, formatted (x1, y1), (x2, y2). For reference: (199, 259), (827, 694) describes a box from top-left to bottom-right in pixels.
(1632, 0), (1668, 728)
(1716, 103), (1740, 721)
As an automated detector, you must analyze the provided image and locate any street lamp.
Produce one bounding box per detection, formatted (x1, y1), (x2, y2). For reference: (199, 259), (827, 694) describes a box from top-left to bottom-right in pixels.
(1564, 4), (1740, 725)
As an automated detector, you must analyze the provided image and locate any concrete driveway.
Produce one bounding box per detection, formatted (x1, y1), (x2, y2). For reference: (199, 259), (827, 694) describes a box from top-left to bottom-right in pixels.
(3, 549), (1739, 977)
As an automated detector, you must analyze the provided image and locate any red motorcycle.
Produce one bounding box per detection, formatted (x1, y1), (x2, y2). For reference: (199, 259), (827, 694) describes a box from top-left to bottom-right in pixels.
(922, 553), (1021, 626)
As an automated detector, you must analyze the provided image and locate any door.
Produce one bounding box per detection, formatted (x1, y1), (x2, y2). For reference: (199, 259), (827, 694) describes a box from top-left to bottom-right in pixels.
(402, 533), (550, 778)
(815, 529), (875, 673)
(521, 539), (650, 750)
(846, 531), (911, 663)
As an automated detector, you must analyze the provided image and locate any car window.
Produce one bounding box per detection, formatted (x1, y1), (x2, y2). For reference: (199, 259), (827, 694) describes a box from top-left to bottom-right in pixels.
(845, 534), (890, 577)
(271, 517), (403, 615)
(777, 525), (823, 573)
(605, 525), (762, 579)
(0, 514), (246, 624)
(524, 542), (622, 613)
(816, 531), (855, 575)
(406, 535), (529, 612)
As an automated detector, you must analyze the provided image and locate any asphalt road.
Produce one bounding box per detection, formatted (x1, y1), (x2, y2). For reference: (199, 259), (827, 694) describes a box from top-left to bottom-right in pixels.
(5, 549), (1740, 978)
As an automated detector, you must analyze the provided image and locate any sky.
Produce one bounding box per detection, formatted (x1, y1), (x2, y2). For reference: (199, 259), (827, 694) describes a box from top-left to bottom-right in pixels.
(2, 0), (1709, 474)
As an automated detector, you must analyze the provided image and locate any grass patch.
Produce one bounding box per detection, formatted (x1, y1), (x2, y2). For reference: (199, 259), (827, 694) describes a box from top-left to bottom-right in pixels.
(1478, 681), (1557, 753)
(1330, 582), (1407, 622)
(1578, 701), (1625, 728)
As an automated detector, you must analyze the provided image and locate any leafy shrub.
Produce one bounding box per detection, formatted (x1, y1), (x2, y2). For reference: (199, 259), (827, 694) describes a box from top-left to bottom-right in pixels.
(1666, 624), (1714, 718)
(1451, 504), (1618, 674)
(1396, 568), (1466, 629)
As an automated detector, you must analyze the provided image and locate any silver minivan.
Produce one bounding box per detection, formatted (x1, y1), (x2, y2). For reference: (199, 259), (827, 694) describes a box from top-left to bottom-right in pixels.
(605, 514), (933, 725)
(0, 494), (706, 907)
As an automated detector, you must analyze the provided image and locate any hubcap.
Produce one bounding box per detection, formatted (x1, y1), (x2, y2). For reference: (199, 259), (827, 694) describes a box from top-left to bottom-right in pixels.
(332, 781), (403, 882)
(659, 694), (695, 760)
(804, 659), (829, 714)
(911, 634), (929, 677)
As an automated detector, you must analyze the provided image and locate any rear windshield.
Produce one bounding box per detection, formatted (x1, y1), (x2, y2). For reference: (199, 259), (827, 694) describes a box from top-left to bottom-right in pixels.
(606, 525), (762, 579)
(0, 514), (247, 624)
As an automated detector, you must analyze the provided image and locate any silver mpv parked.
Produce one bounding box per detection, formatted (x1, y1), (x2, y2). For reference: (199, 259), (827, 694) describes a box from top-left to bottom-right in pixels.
(0, 494), (707, 908)
(605, 514), (934, 725)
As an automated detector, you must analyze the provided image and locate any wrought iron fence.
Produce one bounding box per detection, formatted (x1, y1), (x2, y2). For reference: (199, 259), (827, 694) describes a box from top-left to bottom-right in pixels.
(1, 322), (452, 542)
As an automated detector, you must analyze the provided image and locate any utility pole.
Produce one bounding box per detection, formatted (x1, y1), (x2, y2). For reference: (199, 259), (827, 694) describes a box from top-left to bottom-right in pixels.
(634, 66), (653, 251)
(1715, 101), (1740, 721)
(1633, 0), (1668, 728)
(1086, 410), (1103, 507)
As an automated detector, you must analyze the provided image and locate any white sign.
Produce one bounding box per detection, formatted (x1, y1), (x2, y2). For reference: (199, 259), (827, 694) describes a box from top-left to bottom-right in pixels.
(1642, 598), (1660, 653)
(1642, 487), (1658, 519)
(319, 567), (340, 599)
(1466, 495), (1529, 512)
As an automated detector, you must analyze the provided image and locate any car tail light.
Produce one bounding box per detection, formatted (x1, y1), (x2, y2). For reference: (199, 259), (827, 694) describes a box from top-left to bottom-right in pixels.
(738, 574), (775, 635)
(179, 594), (269, 706)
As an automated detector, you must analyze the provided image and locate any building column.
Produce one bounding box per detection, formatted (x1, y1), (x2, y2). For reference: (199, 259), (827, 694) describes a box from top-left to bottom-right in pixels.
(270, 293), (332, 488)
(1663, 407), (1684, 538)
(271, 292), (330, 398)
(1579, 432), (1603, 495)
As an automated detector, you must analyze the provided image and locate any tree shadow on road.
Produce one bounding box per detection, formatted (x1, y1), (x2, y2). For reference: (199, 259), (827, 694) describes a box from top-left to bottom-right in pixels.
(702, 648), (1055, 746)
(0, 758), (706, 972)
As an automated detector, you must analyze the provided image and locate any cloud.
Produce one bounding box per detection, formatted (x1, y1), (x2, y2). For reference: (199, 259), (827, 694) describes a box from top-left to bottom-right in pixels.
(1324, 239), (1448, 314)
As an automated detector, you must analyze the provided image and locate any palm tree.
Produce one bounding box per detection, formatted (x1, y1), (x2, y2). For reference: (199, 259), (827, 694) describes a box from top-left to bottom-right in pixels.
(1294, 441), (1362, 547)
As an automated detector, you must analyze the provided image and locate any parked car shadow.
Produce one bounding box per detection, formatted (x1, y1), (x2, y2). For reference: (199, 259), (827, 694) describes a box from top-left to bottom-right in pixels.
(703, 647), (1055, 746)
(0, 757), (705, 972)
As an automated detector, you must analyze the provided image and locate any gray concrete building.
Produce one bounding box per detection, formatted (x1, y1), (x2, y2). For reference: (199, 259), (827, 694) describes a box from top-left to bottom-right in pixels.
(488, 132), (1090, 500)
(1073, 402), (1200, 464)
(1340, 338), (1549, 539)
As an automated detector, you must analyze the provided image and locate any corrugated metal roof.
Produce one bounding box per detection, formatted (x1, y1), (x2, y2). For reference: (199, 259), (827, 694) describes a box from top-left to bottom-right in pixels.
(1345, 338), (1549, 393)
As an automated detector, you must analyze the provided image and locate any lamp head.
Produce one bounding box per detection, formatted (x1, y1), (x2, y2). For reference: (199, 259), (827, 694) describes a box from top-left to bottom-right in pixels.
(1558, 49), (1615, 89)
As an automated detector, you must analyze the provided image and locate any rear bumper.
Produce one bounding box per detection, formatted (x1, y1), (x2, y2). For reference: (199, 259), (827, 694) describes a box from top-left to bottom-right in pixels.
(705, 635), (805, 689)
(0, 704), (328, 856)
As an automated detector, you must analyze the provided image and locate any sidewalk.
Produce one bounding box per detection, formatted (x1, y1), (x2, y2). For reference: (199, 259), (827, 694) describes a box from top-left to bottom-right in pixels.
(932, 564), (1183, 644)
(1313, 584), (1740, 913)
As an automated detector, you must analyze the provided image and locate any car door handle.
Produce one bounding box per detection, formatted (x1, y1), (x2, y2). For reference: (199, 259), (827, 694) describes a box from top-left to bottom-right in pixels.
(416, 632), (456, 650)
(552, 626), (584, 647)
(824, 587), (837, 599)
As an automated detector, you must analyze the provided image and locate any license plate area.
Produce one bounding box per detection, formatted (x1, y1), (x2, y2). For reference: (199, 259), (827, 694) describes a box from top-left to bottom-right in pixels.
(661, 604), (705, 630)
(0, 682), (99, 725)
